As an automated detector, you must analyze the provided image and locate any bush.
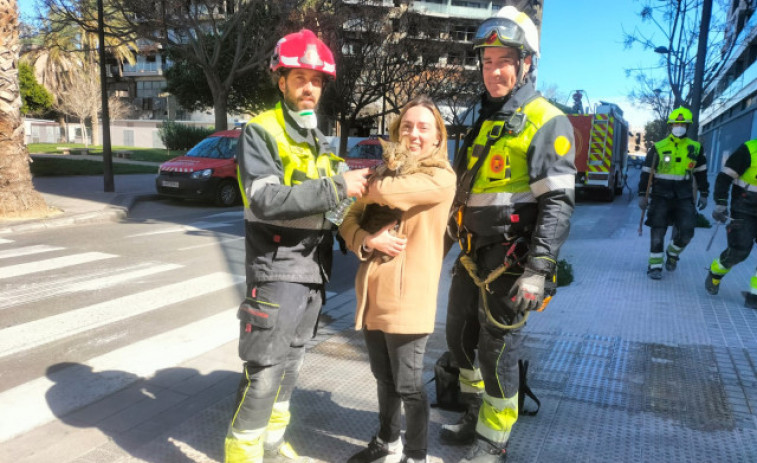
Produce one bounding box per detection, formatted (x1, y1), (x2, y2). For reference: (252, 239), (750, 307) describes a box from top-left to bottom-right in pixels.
(159, 121), (215, 151)
(556, 259), (573, 287)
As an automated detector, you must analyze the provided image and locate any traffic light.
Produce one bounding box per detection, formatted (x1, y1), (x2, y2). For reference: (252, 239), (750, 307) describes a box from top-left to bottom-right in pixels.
(634, 133), (641, 151)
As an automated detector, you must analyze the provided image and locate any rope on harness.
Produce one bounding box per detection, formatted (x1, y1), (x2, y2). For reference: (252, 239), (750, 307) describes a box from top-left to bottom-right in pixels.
(459, 254), (529, 331)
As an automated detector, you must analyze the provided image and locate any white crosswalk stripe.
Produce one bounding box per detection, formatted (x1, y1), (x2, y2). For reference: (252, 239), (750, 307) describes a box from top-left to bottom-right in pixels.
(0, 251), (116, 280)
(0, 244), (64, 259)
(0, 307), (237, 443)
(0, 232), (246, 448)
(0, 262), (182, 310)
(0, 272), (243, 358)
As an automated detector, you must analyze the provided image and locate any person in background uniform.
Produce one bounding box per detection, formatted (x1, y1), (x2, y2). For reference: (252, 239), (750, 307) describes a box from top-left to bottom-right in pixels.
(441, 6), (576, 462)
(339, 95), (456, 463)
(706, 139), (757, 308)
(224, 29), (370, 463)
(638, 106), (709, 280)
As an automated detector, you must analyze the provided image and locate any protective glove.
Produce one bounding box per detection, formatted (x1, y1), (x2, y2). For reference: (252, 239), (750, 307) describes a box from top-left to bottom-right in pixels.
(508, 269), (545, 312)
(712, 204), (728, 223)
(697, 194), (708, 211)
(638, 196), (649, 210)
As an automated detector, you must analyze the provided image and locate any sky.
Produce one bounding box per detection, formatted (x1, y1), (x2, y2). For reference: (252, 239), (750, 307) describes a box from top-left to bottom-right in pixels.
(17, 0), (662, 129)
(538, 1), (663, 130)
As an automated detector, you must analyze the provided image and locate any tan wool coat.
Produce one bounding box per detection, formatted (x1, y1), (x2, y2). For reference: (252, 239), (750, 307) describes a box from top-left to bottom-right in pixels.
(339, 163), (456, 334)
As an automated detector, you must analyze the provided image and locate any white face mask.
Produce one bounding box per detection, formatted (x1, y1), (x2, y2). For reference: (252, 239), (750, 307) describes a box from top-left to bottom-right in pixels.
(671, 126), (687, 138)
(285, 104), (319, 130)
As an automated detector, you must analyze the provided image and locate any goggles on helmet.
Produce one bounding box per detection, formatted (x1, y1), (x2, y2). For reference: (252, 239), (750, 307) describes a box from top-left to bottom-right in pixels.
(473, 17), (526, 52)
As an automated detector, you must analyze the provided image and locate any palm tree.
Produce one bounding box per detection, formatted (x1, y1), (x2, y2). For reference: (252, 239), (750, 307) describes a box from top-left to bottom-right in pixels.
(0, 0), (47, 218)
(22, 5), (136, 144)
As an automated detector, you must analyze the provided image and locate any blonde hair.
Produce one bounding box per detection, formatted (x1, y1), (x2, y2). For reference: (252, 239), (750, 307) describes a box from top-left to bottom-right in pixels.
(389, 95), (448, 161)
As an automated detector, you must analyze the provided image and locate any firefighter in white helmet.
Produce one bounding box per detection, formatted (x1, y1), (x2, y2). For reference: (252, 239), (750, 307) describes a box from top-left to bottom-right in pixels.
(224, 29), (370, 463)
(638, 106), (709, 280)
(442, 6), (575, 462)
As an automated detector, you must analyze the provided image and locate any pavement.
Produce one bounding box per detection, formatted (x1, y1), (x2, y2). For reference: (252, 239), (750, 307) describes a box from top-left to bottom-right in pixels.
(3, 166), (757, 462)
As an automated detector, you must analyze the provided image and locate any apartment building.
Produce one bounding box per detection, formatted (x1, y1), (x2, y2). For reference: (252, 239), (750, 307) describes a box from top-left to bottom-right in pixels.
(699, 0), (757, 169)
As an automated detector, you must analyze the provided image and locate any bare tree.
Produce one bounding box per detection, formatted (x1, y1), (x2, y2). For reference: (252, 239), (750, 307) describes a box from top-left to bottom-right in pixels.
(55, 63), (100, 147)
(0, 0), (47, 218)
(43, 0), (301, 131)
(624, 0), (735, 116)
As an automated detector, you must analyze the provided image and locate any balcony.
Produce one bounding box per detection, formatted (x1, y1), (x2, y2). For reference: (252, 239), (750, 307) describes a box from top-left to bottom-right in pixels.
(123, 62), (164, 76)
(411, 0), (494, 20)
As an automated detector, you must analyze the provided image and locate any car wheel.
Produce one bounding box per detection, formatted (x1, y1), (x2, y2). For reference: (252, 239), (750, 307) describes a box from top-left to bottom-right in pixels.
(215, 180), (239, 207)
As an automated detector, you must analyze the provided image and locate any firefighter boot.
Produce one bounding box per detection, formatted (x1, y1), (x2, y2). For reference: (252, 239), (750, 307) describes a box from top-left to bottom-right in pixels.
(665, 253), (679, 272)
(705, 272), (721, 295)
(263, 440), (313, 463)
(459, 437), (507, 463)
(225, 434), (264, 463)
(745, 293), (757, 310)
(440, 393), (481, 445)
(647, 267), (662, 280)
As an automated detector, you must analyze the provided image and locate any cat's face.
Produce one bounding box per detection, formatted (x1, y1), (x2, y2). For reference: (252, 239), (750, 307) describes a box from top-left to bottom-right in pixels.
(398, 106), (440, 160)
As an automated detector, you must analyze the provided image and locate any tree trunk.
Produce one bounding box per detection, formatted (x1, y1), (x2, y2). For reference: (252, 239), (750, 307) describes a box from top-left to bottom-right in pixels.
(0, 0), (47, 218)
(213, 91), (229, 131)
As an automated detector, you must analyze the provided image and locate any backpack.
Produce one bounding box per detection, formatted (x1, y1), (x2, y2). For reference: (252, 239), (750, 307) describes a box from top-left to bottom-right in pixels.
(430, 351), (466, 411)
(430, 352), (541, 416)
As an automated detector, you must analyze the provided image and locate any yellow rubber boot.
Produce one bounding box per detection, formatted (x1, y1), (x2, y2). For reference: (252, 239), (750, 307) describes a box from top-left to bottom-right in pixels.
(224, 434), (263, 463)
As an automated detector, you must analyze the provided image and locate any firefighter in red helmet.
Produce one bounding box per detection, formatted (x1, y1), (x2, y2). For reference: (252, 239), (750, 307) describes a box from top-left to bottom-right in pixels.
(224, 29), (370, 463)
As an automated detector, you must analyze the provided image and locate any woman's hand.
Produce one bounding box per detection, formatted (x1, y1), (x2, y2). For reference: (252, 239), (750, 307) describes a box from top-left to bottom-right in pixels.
(364, 222), (407, 257)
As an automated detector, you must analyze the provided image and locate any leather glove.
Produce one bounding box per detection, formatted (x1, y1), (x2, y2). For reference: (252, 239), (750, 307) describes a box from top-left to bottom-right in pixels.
(712, 204), (728, 223)
(508, 269), (545, 312)
(638, 196), (649, 210)
(697, 195), (708, 211)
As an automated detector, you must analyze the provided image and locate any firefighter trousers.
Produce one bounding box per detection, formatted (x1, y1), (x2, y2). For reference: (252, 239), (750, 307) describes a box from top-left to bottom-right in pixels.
(647, 196), (696, 253)
(471, 245), (526, 447)
(712, 212), (757, 277)
(445, 254), (481, 376)
(225, 281), (322, 462)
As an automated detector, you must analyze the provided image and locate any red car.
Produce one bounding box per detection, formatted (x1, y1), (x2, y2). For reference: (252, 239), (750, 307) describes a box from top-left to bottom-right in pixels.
(155, 129), (242, 207)
(344, 137), (386, 169)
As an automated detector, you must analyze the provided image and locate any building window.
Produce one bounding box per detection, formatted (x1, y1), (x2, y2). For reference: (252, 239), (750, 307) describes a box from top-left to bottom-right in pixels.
(452, 24), (477, 42)
(136, 80), (165, 99)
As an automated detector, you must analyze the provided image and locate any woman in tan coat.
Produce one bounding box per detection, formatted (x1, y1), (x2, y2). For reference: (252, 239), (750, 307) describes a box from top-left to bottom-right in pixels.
(340, 96), (456, 463)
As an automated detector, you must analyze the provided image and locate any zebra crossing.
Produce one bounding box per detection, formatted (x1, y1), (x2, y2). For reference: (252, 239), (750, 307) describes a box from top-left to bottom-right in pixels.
(0, 234), (245, 444)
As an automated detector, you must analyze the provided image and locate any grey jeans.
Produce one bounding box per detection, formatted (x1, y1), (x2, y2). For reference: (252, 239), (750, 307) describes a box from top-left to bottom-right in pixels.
(363, 329), (430, 459)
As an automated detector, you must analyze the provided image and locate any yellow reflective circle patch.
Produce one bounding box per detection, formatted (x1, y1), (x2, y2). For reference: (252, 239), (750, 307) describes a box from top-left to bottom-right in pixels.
(554, 135), (571, 156)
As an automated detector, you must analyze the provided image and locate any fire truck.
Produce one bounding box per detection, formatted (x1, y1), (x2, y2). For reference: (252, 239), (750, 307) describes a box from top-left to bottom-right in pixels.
(566, 101), (629, 201)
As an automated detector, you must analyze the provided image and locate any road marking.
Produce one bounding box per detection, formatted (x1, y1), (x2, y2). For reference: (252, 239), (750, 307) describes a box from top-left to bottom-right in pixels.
(0, 245), (64, 260)
(0, 272), (243, 358)
(0, 252), (117, 280)
(177, 236), (243, 251)
(205, 211), (243, 220)
(0, 307), (238, 443)
(0, 238), (13, 244)
(0, 262), (182, 310)
(127, 221), (234, 238)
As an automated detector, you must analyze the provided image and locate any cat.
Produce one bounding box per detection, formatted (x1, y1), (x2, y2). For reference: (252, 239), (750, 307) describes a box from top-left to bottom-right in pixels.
(359, 138), (449, 262)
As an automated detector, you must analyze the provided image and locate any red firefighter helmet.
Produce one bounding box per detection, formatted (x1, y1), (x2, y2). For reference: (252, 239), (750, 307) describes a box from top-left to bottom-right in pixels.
(270, 29), (336, 79)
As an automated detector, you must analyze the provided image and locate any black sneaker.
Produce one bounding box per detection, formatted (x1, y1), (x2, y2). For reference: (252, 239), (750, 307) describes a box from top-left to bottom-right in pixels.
(460, 438), (507, 462)
(347, 436), (403, 463)
(745, 293), (757, 310)
(705, 272), (720, 295)
(665, 254), (678, 271)
(647, 267), (662, 280)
